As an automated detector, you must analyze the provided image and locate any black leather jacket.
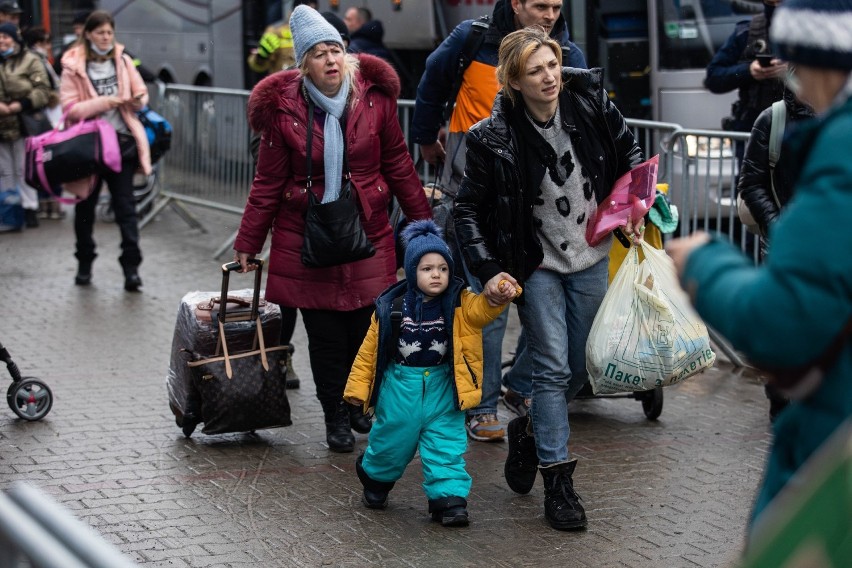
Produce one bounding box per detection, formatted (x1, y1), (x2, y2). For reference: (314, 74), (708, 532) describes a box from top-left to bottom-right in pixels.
(738, 89), (814, 237)
(453, 67), (643, 290)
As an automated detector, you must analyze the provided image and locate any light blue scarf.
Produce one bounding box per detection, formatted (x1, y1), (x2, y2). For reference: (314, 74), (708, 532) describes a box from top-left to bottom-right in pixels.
(304, 74), (351, 203)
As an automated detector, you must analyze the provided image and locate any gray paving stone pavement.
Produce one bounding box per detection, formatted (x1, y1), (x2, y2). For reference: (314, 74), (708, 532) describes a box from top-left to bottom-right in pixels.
(0, 206), (773, 567)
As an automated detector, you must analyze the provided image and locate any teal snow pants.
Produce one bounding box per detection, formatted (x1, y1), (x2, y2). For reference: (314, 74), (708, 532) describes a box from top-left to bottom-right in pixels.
(361, 362), (471, 500)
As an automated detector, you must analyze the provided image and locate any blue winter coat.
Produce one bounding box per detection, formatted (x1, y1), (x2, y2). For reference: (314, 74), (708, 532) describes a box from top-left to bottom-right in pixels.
(410, 0), (586, 145)
(680, 94), (852, 525)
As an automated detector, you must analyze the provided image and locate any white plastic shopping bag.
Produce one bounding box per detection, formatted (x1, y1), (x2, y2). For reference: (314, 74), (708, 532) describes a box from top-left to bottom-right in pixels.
(586, 241), (715, 394)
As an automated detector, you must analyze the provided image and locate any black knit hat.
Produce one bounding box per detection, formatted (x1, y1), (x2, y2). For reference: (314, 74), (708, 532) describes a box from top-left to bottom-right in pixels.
(0, 22), (22, 45)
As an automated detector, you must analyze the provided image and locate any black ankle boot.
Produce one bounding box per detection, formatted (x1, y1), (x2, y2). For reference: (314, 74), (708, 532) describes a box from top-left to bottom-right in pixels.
(24, 209), (39, 228)
(75, 259), (94, 286)
(505, 415), (538, 494)
(356, 453), (394, 509)
(123, 267), (142, 292)
(324, 400), (354, 453)
(349, 404), (373, 434)
(539, 460), (587, 530)
(428, 496), (469, 527)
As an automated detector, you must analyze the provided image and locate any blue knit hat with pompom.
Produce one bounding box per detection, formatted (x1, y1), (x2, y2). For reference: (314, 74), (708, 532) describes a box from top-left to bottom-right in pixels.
(401, 220), (454, 290)
(771, 0), (852, 71)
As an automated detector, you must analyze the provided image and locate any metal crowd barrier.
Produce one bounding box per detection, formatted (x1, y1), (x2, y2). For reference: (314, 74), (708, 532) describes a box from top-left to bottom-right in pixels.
(0, 483), (138, 568)
(665, 128), (758, 263)
(149, 85), (759, 263)
(141, 84), (254, 257)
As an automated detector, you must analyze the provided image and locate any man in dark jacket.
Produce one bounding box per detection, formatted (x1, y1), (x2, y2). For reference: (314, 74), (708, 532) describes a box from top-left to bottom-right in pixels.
(344, 7), (392, 62)
(738, 89), (813, 243)
(454, 27), (642, 530)
(0, 1), (22, 27)
(411, 0), (586, 445)
(705, 0), (787, 133)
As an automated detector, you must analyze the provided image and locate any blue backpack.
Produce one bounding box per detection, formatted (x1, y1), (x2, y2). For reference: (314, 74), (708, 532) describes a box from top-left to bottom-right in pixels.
(137, 106), (172, 164)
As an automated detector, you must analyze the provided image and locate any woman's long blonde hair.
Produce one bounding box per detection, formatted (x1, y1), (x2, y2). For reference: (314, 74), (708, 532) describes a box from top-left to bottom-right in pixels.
(299, 43), (360, 104)
(496, 26), (563, 106)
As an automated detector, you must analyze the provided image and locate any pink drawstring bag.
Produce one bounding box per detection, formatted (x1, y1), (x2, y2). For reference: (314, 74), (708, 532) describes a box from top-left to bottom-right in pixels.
(586, 154), (659, 247)
(24, 108), (121, 203)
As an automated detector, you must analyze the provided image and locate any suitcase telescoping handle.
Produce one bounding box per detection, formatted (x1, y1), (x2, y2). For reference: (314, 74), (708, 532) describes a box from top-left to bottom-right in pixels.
(219, 259), (264, 323)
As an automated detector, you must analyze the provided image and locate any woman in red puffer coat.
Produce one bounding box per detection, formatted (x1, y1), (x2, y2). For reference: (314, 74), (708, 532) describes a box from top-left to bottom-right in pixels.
(234, 6), (430, 453)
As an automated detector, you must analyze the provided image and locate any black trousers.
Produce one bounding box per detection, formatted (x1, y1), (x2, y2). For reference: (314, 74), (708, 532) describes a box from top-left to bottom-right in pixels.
(279, 307), (297, 345)
(299, 306), (373, 411)
(74, 135), (141, 269)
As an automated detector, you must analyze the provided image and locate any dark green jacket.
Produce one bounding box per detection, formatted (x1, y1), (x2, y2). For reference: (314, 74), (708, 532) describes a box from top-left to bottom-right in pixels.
(0, 47), (50, 141)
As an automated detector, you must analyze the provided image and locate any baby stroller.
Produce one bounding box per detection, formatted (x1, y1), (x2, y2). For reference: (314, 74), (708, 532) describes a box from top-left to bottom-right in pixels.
(1, 340), (53, 421)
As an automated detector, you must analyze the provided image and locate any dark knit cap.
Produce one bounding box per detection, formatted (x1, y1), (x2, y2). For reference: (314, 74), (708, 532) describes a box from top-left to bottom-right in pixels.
(0, 22), (21, 45)
(401, 220), (454, 290)
(771, 0), (852, 71)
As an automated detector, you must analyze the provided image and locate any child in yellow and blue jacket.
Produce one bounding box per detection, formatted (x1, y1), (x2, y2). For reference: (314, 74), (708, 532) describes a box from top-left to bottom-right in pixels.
(344, 220), (517, 526)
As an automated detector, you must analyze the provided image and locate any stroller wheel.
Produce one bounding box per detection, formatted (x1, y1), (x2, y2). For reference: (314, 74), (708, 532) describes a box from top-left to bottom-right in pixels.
(7, 378), (53, 421)
(638, 386), (664, 420)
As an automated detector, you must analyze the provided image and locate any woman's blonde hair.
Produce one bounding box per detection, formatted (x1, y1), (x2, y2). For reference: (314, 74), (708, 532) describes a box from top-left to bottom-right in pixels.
(496, 26), (562, 106)
(299, 43), (360, 103)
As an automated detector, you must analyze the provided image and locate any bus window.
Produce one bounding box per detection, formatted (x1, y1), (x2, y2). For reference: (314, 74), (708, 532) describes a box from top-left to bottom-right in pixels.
(656, 0), (762, 70)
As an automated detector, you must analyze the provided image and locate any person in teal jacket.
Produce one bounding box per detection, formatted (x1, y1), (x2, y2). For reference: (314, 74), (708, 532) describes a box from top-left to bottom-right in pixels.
(665, 0), (852, 532)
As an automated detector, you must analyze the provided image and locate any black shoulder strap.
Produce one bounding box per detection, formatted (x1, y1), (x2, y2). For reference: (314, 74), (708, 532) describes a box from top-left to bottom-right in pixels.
(443, 15), (491, 124)
(387, 295), (404, 360)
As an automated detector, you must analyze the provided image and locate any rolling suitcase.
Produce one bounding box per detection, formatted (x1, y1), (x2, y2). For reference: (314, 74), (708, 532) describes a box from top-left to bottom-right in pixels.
(167, 259), (291, 436)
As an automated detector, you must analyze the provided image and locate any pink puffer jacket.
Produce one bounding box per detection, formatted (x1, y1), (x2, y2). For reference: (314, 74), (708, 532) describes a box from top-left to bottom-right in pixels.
(59, 43), (150, 197)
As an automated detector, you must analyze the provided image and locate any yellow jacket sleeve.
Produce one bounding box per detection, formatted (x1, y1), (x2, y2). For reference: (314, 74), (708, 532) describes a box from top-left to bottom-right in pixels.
(344, 314), (379, 406)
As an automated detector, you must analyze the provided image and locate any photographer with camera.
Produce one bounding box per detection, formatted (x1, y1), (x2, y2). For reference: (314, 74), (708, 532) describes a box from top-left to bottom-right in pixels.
(704, 1), (787, 139)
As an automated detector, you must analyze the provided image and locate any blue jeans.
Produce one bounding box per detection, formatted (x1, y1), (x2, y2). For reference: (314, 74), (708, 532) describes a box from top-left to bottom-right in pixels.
(461, 257), (507, 416)
(503, 330), (532, 398)
(516, 259), (608, 465)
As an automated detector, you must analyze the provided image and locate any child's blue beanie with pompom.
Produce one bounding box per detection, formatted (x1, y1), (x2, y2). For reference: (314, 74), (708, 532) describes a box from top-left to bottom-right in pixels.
(401, 220), (454, 290)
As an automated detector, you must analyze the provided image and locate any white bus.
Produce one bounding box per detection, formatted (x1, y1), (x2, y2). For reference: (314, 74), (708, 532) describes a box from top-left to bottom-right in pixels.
(92, 0), (499, 91)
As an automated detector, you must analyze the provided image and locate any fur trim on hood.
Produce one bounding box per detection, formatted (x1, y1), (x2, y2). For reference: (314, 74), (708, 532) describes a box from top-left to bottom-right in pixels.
(248, 53), (399, 132)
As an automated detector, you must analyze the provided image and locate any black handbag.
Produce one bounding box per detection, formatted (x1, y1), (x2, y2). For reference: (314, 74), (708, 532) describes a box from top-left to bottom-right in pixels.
(19, 109), (53, 138)
(300, 102), (375, 268)
(184, 260), (292, 435)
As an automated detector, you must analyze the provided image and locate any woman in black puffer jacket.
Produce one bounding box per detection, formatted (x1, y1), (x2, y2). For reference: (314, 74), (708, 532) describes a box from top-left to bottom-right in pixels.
(738, 88), (814, 242)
